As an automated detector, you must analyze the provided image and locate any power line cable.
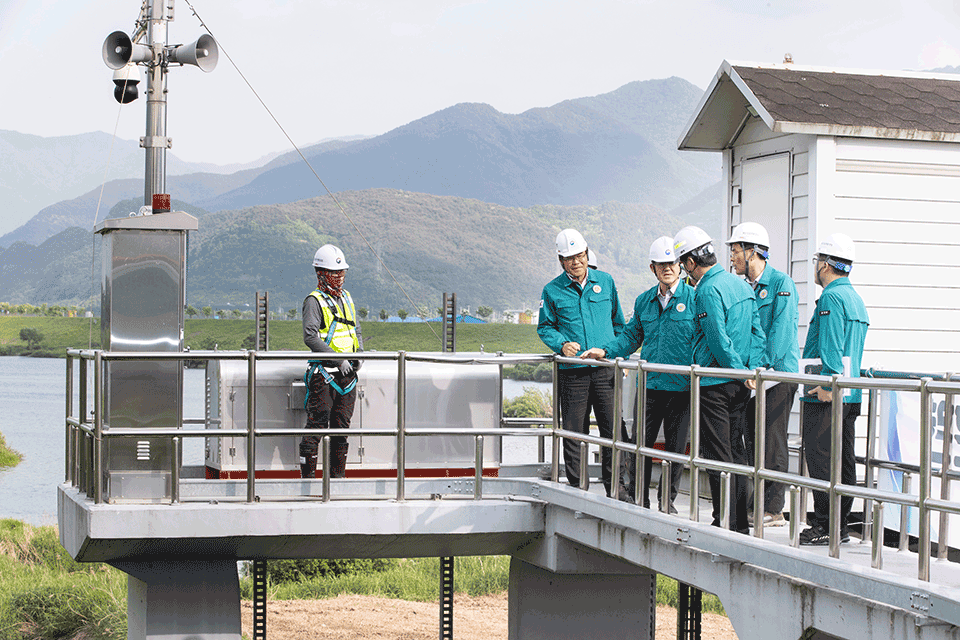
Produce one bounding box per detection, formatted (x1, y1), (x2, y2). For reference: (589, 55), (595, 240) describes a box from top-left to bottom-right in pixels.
(183, 0), (443, 342)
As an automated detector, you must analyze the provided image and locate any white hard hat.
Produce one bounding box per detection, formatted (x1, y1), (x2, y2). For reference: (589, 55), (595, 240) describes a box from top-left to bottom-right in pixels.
(727, 222), (770, 249)
(817, 233), (855, 262)
(556, 229), (588, 257)
(312, 244), (349, 270)
(673, 226), (714, 260)
(587, 249), (597, 268)
(649, 236), (678, 263)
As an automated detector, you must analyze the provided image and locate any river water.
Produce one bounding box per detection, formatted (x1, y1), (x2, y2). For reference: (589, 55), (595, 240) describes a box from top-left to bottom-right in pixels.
(0, 357), (551, 525)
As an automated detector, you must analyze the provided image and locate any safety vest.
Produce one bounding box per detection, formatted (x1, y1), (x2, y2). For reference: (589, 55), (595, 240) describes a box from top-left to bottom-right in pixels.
(309, 289), (359, 353)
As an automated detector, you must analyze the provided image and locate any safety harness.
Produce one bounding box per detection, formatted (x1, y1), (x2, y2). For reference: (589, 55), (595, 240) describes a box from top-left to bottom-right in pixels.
(304, 292), (358, 407)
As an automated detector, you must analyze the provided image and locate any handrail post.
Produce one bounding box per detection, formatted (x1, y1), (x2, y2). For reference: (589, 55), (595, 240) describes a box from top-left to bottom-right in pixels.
(829, 374), (843, 558)
(396, 351), (406, 502)
(863, 387), (879, 545)
(171, 436), (180, 504)
(899, 473), (912, 552)
(322, 435), (331, 503)
(872, 502), (884, 570)
(753, 367), (766, 538)
(94, 350), (104, 504)
(720, 471), (731, 530)
(246, 350), (257, 503)
(474, 435), (484, 500)
(789, 486), (801, 547)
(78, 357), (88, 489)
(938, 373), (955, 561)
(689, 366), (701, 522)
(636, 361), (647, 506)
(611, 358), (623, 500)
(579, 441), (589, 491)
(919, 377), (933, 581)
(551, 357), (560, 483)
(65, 353), (73, 483)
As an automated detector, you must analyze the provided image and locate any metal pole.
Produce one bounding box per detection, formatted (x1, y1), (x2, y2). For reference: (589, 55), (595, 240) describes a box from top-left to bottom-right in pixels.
(919, 377), (933, 581)
(579, 441), (589, 491)
(872, 502), (884, 570)
(938, 373), (955, 561)
(396, 351), (406, 502)
(65, 354), (73, 483)
(94, 351), (104, 504)
(753, 368), (766, 538)
(171, 436), (180, 504)
(660, 461), (671, 514)
(246, 350), (257, 503)
(720, 471), (731, 531)
(475, 435), (484, 500)
(689, 367), (701, 522)
(143, 0), (168, 204)
(322, 436), (331, 503)
(829, 374), (843, 559)
(551, 357), (560, 483)
(863, 388), (879, 545)
(789, 486), (801, 547)
(636, 362), (647, 506)
(78, 357), (88, 489)
(899, 473), (912, 552)
(611, 358), (623, 500)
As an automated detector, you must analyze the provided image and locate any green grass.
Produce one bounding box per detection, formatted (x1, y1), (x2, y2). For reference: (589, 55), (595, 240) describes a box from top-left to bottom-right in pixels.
(0, 520), (724, 640)
(0, 316), (549, 357)
(0, 432), (22, 468)
(0, 520), (127, 640)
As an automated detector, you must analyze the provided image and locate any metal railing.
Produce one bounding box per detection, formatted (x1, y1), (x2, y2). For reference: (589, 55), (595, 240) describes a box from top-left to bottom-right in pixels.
(65, 349), (959, 581)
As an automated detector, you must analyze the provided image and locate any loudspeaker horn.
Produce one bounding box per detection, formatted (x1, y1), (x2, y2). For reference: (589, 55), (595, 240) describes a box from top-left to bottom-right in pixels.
(102, 31), (152, 70)
(167, 34), (219, 72)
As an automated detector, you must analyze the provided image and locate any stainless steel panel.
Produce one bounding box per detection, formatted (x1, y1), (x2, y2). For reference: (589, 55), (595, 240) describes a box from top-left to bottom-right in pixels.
(97, 214), (195, 501)
(206, 357), (501, 475)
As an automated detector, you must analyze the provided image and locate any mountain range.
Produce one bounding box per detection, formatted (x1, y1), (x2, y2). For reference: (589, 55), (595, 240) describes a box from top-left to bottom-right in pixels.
(0, 77), (721, 313)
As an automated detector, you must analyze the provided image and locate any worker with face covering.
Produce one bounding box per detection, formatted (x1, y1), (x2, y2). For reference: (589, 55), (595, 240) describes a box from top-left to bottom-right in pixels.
(300, 244), (364, 479)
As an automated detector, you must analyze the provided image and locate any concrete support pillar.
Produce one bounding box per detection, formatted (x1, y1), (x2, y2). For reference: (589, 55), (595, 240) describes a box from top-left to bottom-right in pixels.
(112, 559), (241, 640)
(508, 556), (655, 640)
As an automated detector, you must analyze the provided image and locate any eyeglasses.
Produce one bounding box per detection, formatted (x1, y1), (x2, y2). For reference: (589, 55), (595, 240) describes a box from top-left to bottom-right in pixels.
(560, 252), (588, 264)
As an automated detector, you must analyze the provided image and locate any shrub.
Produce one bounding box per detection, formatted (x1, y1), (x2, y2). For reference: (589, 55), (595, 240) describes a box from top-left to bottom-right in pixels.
(503, 388), (553, 419)
(267, 558), (397, 584)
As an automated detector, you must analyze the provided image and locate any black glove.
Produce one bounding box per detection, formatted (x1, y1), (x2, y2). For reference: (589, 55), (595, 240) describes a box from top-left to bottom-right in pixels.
(351, 358), (362, 372)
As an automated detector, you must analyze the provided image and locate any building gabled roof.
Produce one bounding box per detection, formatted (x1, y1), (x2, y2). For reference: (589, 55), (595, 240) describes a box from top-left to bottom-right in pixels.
(678, 60), (960, 151)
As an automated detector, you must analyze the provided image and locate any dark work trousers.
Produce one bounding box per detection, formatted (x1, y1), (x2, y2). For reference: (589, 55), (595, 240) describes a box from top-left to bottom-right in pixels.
(300, 369), (358, 464)
(640, 389), (691, 510)
(802, 401), (860, 535)
(699, 381), (751, 533)
(558, 366), (627, 497)
(745, 382), (798, 514)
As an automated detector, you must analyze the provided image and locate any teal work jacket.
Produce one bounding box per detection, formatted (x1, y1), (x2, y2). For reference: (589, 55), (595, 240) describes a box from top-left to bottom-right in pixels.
(753, 265), (800, 374)
(537, 269), (625, 369)
(801, 277), (869, 404)
(602, 281), (695, 391)
(691, 265), (767, 386)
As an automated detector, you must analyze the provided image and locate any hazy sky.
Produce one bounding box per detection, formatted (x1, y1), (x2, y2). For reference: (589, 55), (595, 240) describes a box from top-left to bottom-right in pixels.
(3, 0), (960, 166)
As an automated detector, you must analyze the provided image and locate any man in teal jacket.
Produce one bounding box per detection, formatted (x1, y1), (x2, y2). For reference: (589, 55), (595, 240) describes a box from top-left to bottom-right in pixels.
(799, 233), (869, 546)
(538, 228), (627, 499)
(674, 226), (766, 533)
(581, 236), (695, 513)
(727, 222), (799, 527)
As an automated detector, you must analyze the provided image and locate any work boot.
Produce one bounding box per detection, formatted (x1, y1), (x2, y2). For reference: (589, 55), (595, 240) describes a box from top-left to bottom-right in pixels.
(299, 453), (317, 479)
(330, 443), (349, 478)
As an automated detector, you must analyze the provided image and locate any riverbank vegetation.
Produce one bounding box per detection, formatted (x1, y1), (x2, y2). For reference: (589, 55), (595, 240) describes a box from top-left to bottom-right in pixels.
(0, 521), (724, 640)
(0, 316), (549, 357)
(0, 432), (22, 468)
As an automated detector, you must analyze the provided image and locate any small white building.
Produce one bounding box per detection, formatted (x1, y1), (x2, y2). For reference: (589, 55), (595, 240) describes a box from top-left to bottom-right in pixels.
(679, 60), (960, 374)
